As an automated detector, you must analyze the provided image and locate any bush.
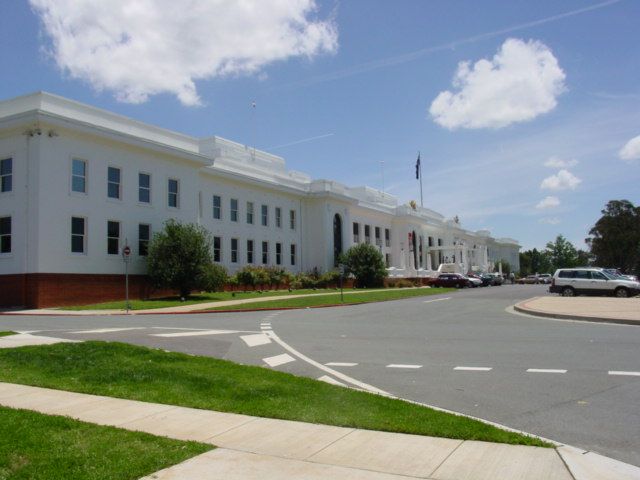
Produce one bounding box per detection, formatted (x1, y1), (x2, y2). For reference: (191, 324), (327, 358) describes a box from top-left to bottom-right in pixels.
(236, 266), (257, 291)
(147, 220), (213, 298)
(343, 243), (387, 288)
(199, 263), (228, 293)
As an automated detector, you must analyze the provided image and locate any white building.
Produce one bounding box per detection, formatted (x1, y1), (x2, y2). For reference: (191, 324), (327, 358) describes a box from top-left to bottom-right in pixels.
(0, 92), (520, 307)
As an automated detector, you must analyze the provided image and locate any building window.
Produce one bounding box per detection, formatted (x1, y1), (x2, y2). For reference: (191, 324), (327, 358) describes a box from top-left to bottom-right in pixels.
(71, 217), (86, 253)
(275, 207), (282, 228)
(139, 224), (150, 256)
(262, 241), (269, 264)
(385, 228), (391, 247)
(289, 209), (296, 230)
(139, 173), (151, 203)
(290, 244), (297, 266)
(71, 159), (87, 193)
(230, 199), (238, 222)
(364, 225), (371, 244)
(213, 236), (221, 262)
(231, 238), (238, 263)
(0, 216), (11, 253)
(107, 166), (121, 200)
(0, 158), (12, 193)
(246, 202), (254, 224)
(247, 240), (254, 264)
(375, 226), (381, 246)
(168, 179), (179, 208)
(107, 221), (120, 255)
(213, 195), (221, 220)
(385, 253), (391, 268)
(353, 222), (359, 243)
(276, 242), (282, 265)
(261, 205), (268, 226)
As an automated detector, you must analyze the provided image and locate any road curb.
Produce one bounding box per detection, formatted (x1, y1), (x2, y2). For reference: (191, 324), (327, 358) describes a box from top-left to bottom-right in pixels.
(513, 303), (640, 326)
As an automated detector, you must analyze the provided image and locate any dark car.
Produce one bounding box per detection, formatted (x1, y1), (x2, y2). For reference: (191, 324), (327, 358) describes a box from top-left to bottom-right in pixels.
(477, 273), (493, 287)
(433, 273), (470, 288)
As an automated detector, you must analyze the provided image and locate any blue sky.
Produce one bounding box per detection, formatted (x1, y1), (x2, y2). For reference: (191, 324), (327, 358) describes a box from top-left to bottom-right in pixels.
(1, 0), (639, 250)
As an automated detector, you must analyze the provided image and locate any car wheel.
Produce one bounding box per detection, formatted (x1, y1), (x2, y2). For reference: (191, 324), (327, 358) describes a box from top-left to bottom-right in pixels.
(561, 287), (575, 297)
(615, 287), (629, 298)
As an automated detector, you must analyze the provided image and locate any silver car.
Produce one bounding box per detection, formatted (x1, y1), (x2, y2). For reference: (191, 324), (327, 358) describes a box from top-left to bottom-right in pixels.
(550, 268), (640, 298)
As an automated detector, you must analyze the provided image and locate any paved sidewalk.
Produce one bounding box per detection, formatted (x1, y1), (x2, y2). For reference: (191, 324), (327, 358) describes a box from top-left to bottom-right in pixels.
(1, 382), (639, 479)
(0, 332), (79, 348)
(4, 287), (425, 316)
(514, 296), (640, 325)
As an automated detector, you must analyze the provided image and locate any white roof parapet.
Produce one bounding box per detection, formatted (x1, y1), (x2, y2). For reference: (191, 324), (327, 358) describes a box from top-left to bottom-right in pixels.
(348, 186), (397, 208)
(395, 204), (445, 222)
(495, 237), (521, 246)
(0, 91), (202, 154)
(309, 179), (350, 197)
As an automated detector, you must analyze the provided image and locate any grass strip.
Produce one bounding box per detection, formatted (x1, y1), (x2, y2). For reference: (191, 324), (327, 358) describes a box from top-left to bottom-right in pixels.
(204, 287), (456, 311)
(0, 406), (211, 480)
(0, 342), (549, 447)
(61, 288), (358, 311)
(0, 332), (16, 337)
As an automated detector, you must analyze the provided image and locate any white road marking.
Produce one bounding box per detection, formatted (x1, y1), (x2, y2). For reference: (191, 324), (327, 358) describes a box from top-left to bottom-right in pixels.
(325, 362), (358, 367)
(527, 369), (567, 373)
(454, 366), (492, 371)
(240, 333), (272, 347)
(70, 327), (145, 334)
(608, 371), (640, 377)
(387, 364), (422, 369)
(260, 323), (271, 326)
(152, 329), (240, 338)
(318, 375), (347, 387)
(265, 330), (390, 396)
(263, 353), (295, 367)
(423, 297), (452, 304)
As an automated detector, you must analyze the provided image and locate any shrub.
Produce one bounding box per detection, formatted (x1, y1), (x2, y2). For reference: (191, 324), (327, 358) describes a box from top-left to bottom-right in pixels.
(199, 263), (228, 293)
(343, 243), (387, 288)
(236, 266), (256, 291)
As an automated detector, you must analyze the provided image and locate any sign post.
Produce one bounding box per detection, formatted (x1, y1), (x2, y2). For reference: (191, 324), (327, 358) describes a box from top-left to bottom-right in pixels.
(338, 263), (345, 303)
(122, 242), (131, 313)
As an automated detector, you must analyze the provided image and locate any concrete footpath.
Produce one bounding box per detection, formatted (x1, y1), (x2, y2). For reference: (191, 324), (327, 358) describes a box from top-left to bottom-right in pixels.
(1, 382), (638, 480)
(514, 296), (640, 325)
(4, 287), (402, 316)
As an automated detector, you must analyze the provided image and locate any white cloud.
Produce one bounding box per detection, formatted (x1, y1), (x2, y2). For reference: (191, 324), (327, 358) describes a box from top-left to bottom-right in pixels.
(539, 217), (561, 225)
(540, 169), (581, 190)
(535, 196), (560, 209)
(544, 156), (578, 168)
(619, 134), (640, 162)
(429, 38), (566, 129)
(29, 0), (338, 105)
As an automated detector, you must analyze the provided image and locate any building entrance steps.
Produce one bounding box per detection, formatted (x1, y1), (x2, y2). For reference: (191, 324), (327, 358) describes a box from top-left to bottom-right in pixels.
(3, 382), (639, 479)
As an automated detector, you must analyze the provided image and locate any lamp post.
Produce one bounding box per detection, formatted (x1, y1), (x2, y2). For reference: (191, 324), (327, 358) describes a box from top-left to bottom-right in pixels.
(122, 241), (131, 313)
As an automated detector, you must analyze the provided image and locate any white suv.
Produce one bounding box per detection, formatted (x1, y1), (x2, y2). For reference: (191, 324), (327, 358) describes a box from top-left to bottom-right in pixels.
(550, 268), (640, 298)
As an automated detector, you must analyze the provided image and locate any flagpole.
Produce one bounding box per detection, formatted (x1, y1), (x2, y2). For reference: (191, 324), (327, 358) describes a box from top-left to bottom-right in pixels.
(419, 152), (423, 207)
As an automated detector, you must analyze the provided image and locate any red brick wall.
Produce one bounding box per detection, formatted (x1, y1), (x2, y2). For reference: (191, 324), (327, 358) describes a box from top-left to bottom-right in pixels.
(0, 273), (173, 309)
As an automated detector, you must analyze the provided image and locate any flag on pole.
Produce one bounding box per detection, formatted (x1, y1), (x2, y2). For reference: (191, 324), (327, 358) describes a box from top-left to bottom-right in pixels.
(415, 153), (421, 179)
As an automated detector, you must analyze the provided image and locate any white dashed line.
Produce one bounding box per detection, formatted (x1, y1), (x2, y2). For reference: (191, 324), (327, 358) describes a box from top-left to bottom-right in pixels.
(454, 366), (492, 371)
(386, 364), (422, 369)
(423, 297), (451, 304)
(152, 329), (240, 337)
(318, 375), (347, 387)
(70, 327), (145, 334)
(240, 333), (272, 347)
(527, 369), (567, 374)
(325, 362), (358, 367)
(608, 371), (640, 377)
(260, 323), (271, 326)
(263, 353), (296, 367)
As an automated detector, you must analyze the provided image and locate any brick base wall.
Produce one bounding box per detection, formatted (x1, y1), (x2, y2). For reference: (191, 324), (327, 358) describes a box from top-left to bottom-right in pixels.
(0, 273), (173, 309)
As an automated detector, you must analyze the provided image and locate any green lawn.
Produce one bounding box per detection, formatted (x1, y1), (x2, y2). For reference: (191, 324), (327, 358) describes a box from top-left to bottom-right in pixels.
(61, 288), (355, 310)
(0, 332), (16, 337)
(0, 342), (549, 447)
(0, 406), (210, 480)
(204, 287), (456, 311)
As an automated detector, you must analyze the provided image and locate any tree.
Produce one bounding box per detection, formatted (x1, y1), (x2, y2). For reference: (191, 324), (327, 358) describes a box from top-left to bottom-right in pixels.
(519, 248), (553, 276)
(147, 220), (214, 298)
(586, 200), (640, 275)
(342, 243), (387, 288)
(495, 259), (511, 276)
(545, 235), (579, 271)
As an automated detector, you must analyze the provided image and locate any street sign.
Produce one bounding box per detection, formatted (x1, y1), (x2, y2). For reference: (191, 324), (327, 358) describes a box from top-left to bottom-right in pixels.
(123, 245), (131, 256)
(338, 263), (345, 276)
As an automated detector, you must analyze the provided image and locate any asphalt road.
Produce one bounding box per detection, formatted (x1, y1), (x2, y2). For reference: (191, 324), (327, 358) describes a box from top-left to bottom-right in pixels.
(1, 284), (638, 466)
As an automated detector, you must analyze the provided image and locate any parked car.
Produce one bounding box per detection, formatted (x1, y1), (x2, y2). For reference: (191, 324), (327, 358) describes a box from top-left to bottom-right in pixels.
(603, 268), (639, 283)
(465, 274), (482, 288)
(477, 273), (493, 286)
(550, 267), (640, 298)
(518, 275), (540, 284)
(433, 273), (470, 288)
(537, 274), (552, 284)
(486, 273), (503, 286)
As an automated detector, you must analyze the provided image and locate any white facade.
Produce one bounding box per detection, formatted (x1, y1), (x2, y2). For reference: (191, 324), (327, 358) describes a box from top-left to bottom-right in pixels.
(0, 92), (520, 284)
